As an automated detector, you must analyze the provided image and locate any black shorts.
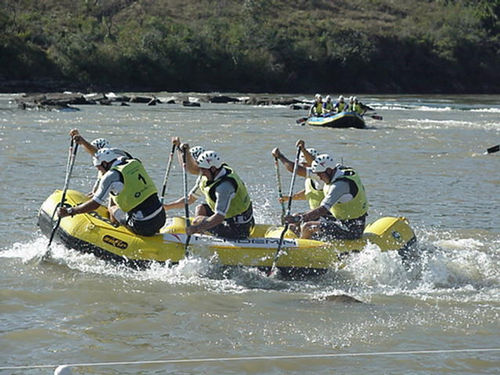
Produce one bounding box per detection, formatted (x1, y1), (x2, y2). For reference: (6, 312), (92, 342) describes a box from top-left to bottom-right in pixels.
(126, 208), (166, 237)
(201, 204), (254, 239)
(115, 195), (166, 237)
(316, 214), (366, 241)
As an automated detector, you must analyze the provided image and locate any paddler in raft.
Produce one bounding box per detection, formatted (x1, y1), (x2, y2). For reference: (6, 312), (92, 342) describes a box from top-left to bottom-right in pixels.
(285, 153), (369, 240)
(171, 136), (205, 175)
(272, 140), (324, 211)
(68, 128), (132, 196)
(57, 148), (166, 236)
(163, 147), (255, 239)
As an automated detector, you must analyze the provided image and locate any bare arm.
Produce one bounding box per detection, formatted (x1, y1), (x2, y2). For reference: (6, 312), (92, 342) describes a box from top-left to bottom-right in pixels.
(272, 147), (307, 177)
(280, 189), (306, 203)
(172, 137), (200, 175)
(57, 199), (101, 218)
(186, 213), (225, 235)
(163, 194), (197, 211)
(70, 128), (98, 156)
(296, 139), (315, 165)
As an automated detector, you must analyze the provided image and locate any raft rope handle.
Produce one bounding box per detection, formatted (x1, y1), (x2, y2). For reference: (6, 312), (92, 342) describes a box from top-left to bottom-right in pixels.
(0, 348), (498, 372)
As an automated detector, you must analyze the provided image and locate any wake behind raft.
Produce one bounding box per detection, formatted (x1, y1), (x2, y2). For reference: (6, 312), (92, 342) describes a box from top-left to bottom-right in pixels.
(38, 190), (417, 277)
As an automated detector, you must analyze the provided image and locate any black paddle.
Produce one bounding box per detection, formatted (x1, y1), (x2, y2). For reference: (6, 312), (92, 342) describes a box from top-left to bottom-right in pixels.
(368, 114), (383, 120)
(274, 156), (286, 224)
(47, 139), (79, 251)
(268, 146), (301, 276)
(486, 144), (499, 154)
(160, 143), (176, 204)
(296, 117), (308, 125)
(181, 146), (191, 256)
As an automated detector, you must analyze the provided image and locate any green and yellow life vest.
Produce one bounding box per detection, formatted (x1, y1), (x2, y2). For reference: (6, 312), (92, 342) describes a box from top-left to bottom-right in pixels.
(111, 159), (158, 212)
(337, 102), (347, 112)
(350, 103), (363, 114)
(314, 101), (323, 115)
(323, 168), (368, 220)
(199, 166), (251, 218)
(304, 178), (324, 209)
(323, 102), (334, 113)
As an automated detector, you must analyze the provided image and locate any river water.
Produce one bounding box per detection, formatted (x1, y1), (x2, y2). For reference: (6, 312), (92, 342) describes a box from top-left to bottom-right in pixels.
(0, 93), (499, 374)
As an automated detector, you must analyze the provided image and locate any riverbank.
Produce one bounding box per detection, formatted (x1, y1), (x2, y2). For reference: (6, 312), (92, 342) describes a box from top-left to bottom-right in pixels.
(13, 91), (314, 111)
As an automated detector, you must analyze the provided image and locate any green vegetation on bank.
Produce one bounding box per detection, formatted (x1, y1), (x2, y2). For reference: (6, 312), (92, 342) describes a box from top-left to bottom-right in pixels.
(1, 0), (499, 93)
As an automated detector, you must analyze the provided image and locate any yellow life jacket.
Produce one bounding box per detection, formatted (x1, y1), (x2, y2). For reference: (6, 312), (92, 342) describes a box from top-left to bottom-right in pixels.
(304, 178), (324, 209)
(111, 159), (158, 212)
(199, 166), (251, 218)
(337, 102), (347, 112)
(323, 167), (368, 220)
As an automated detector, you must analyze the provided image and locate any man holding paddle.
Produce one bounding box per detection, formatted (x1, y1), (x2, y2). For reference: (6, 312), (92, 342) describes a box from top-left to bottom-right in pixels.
(163, 148), (254, 239)
(285, 154), (369, 240)
(57, 148), (166, 237)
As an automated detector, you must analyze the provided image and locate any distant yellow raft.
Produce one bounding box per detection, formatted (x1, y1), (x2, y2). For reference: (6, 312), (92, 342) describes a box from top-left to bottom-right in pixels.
(38, 190), (416, 275)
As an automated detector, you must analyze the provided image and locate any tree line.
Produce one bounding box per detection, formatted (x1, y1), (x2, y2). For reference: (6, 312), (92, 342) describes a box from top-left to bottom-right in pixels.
(1, 0), (498, 93)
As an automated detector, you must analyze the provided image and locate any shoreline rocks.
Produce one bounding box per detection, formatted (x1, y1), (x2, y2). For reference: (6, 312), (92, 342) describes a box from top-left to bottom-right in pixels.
(15, 92), (312, 111)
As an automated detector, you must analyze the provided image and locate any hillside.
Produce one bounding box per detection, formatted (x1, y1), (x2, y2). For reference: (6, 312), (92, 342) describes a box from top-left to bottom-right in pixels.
(1, 0), (498, 93)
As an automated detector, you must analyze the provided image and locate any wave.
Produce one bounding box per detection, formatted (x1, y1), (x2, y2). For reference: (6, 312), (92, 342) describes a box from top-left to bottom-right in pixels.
(2, 227), (498, 303)
(401, 118), (499, 130)
(370, 104), (500, 113)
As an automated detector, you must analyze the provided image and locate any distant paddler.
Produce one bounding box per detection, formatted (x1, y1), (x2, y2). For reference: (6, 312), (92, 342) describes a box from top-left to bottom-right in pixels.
(308, 94), (323, 117)
(322, 95), (334, 114)
(163, 148), (254, 239)
(285, 153), (369, 240)
(334, 95), (347, 113)
(57, 148), (166, 236)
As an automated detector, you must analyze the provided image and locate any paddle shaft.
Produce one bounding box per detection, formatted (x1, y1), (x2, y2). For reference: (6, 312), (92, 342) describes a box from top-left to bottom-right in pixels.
(160, 143), (177, 204)
(487, 144), (499, 154)
(48, 140), (79, 248)
(270, 146), (301, 272)
(274, 157), (286, 224)
(181, 147), (191, 254)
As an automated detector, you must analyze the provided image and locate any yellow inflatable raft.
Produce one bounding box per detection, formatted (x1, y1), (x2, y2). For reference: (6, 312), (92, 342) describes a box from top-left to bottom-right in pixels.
(38, 190), (417, 276)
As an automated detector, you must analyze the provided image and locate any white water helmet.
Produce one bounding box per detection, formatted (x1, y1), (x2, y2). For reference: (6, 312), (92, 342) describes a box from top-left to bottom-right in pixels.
(197, 150), (223, 169)
(93, 147), (121, 166)
(338, 95), (344, 102)
(90, 138), (110, 150)
(311, 153), (336, 173)
(190, 146), (205, 160)
(299, 148), (318, 165)
(325, 95), (331, 101)
(349, 96), (354, 102)
(353, 96), (358, 102)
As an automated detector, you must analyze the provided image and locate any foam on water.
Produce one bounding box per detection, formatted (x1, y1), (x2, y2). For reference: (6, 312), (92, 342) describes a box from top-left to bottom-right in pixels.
(2, 224), (498, 305)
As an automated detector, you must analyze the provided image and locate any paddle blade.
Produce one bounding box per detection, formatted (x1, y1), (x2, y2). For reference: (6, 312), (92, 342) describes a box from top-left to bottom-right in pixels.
(370, 115), (383, 120)
(296, 117), (308, 124)
(486, 144), (499, 154)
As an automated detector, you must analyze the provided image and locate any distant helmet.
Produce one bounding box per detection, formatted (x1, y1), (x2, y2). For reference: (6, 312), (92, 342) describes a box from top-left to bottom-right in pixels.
(299, 148), (318, 165)
(338, 95), (344, 102)
(197, 150), (223, 169)
(311, 153), (336, 173)
(90, 138), (110, 150)
(325, 95), (331, 101)
(93, 147), (121, 166)
(190, 146), (205, 160)
(315, 93), (321, 99)
(353, 96), (358, 102)
(349, 96), (354, 102)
